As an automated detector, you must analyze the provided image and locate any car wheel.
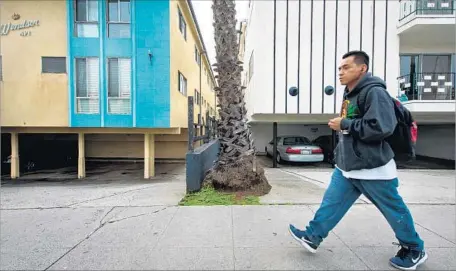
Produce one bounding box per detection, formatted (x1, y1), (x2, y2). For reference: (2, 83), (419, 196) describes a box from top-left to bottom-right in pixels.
(276, 153), (282, 164)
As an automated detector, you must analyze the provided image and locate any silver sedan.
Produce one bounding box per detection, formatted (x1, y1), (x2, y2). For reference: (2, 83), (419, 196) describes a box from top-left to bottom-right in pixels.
(265, 136), (324, 164)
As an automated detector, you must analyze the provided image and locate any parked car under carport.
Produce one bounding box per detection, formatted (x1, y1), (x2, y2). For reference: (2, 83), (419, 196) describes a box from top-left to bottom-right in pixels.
(265, 136), (324, 164)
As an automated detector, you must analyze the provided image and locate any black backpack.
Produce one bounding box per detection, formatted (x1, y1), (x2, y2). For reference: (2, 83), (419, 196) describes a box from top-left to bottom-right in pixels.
(357, 86), (418, 161)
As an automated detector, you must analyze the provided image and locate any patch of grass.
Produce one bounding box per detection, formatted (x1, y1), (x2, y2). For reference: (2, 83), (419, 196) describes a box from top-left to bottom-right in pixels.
(179, 185), (261, 206)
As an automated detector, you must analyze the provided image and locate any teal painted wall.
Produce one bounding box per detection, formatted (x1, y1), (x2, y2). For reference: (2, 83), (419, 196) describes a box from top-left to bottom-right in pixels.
(67, 0), (170, 128)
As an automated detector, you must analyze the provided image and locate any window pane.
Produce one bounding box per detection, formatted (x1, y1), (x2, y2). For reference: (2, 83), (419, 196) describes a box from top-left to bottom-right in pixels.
(120, 0), (131, 22)
(108, 0), (119, 21)
(108, 58), (119, 97)
(118, 58), (131, 97)
(283, 138), (295, 146)
(108, 23), (130, 38)
(422, 55), (451, 74)
(296, 137), (310, 144)
(76, 58), (99, 114)
(42, 57), (66, 73)
(86, 58), (99, 98)
(76, 58), (87, 97)
(400, 56), (411, 76)
(108, 99), (130, 114)
(108, 58), (131, 114)
(76, 23), (98, 37)
(88, 0), (98, 21)
(76, 0), (87, 21)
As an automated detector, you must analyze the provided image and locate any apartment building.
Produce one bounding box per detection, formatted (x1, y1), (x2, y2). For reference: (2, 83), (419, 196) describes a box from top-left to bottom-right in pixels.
(0, 0), (217, 179)
(242, 0), (455, 165)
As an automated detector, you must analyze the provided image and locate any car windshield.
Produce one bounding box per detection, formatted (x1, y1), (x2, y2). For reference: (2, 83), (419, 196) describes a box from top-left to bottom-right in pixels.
(283, 137), (310, 145)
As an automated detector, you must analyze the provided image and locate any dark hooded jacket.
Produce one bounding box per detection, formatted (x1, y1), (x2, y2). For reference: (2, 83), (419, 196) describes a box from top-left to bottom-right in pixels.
(335, 73), (397, 172)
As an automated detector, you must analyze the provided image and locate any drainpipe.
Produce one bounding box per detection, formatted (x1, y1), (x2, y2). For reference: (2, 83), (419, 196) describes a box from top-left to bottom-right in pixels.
(199, 52), (202, 134)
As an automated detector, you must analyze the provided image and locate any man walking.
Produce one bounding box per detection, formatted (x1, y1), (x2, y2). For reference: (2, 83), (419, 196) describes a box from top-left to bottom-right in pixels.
(288, 51), (427, 270)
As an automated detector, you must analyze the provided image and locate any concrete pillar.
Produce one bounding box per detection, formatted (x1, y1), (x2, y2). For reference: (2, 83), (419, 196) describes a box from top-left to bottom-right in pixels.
(144, 134), (155, 179)
(78, 132), (86, 179)
(10, 132), (19, 179)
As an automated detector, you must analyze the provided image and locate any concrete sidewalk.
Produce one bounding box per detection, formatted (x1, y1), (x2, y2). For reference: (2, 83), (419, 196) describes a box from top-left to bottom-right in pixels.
(1, 205), (454, 270)
(1, 167), (455, 270)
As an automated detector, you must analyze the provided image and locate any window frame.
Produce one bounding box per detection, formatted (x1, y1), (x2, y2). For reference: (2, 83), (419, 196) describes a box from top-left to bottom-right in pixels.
(41, 57), (67, 74)
(194, 89), (201, 105)
(107, 57), (132, 115)
(178, 7), (187, 40)
(178, 71), (187, 96)
(74, 57), (100, 114)
(106, 0), (131, 38)
(74, 0), (99, 37)
(194, 46), (201, 66)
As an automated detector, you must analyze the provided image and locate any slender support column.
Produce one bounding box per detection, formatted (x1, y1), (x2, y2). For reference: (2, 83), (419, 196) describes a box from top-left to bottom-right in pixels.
(10, 132), (19, 179)
(272, 122), (278, 168)
(78, 132), (86, 179)
(144, 134), (155, 179)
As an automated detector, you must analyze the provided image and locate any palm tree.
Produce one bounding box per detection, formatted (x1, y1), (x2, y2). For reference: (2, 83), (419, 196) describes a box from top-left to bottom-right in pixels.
(205, 0), (271, 194)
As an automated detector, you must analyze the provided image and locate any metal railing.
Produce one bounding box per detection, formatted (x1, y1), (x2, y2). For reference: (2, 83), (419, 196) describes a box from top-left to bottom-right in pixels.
(399, 0), (455, 21)
(187, 96), (218, 151)
(397, 72), (455, 101)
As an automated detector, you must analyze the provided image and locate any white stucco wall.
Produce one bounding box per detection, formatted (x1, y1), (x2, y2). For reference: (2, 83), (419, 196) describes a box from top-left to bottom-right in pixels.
(415, 125), (455, 160)
(243, 0), (401, 117)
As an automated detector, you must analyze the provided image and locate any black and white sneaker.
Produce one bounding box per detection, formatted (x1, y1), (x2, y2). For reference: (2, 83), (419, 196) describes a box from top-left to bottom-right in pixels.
(288, 224), (318, 253)
(389, 243), (428, 270)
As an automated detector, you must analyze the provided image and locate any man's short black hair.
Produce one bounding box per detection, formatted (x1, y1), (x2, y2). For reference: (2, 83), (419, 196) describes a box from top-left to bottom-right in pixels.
(342, 50), (370, 71)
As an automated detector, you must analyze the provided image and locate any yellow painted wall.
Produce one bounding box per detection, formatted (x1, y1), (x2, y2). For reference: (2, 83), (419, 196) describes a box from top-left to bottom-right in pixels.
(169, 1), (217, 129)
(85, 133), (188, 159)
(0, 1), (68, 127)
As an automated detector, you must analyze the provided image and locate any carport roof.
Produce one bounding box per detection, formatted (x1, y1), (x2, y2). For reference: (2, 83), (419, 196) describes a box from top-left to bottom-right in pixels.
(248, 113), (338, 124)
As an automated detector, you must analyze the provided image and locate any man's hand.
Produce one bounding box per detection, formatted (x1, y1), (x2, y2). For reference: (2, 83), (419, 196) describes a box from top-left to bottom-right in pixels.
(328, 117), (343, 131)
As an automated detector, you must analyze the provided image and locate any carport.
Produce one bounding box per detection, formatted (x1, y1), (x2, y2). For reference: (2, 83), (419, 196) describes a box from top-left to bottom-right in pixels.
(1, 127), (182, 180)
(248, 113), (338, 168)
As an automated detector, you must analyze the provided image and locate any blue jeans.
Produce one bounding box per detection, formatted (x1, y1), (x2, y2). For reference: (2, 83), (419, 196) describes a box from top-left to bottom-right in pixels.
(305, 168), (424, 250)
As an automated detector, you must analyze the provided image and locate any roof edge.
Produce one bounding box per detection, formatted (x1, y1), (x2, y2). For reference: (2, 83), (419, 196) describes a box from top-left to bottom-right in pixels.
(186, 0), (217, 86)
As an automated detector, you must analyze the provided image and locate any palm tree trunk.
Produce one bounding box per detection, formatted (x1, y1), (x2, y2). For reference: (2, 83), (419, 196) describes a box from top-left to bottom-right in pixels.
(204, 0), (270, 194)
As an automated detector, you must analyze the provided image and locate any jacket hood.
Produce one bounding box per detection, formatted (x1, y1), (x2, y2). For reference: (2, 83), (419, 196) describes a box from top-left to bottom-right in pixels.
(344, 72), (386, 98)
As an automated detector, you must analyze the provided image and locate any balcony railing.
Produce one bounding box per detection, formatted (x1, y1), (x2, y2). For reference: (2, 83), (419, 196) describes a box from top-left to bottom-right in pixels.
(399, 0), (455, 21)
(397, 72), (455, 101)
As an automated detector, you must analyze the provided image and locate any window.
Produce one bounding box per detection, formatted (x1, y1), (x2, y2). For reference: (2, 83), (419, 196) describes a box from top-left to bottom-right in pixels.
(108, 58), (131, 114)
(283, 137), (311, 146)
(75, 58), (99, 114)
(194, 46), (201, 66)
(75, 0), (99, 37)
(194, 90), (201, 105)
(0, 56), (2, 81)
(107, 0), (131, 38)
(178, 8), (186, 40)
(178, 71), (187, 95)
(248, 51), (254, 81)
(42, 57), (66, 73)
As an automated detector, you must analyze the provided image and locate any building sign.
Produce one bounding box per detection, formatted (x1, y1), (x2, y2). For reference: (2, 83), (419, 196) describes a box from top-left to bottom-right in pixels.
(0, 13), (39, 37)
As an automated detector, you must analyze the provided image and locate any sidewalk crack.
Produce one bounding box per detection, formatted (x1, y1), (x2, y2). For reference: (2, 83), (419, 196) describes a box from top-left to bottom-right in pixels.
(306, 205), (372, 270)
(415, 221), (456, 245)
(44, 206), (116, 271)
